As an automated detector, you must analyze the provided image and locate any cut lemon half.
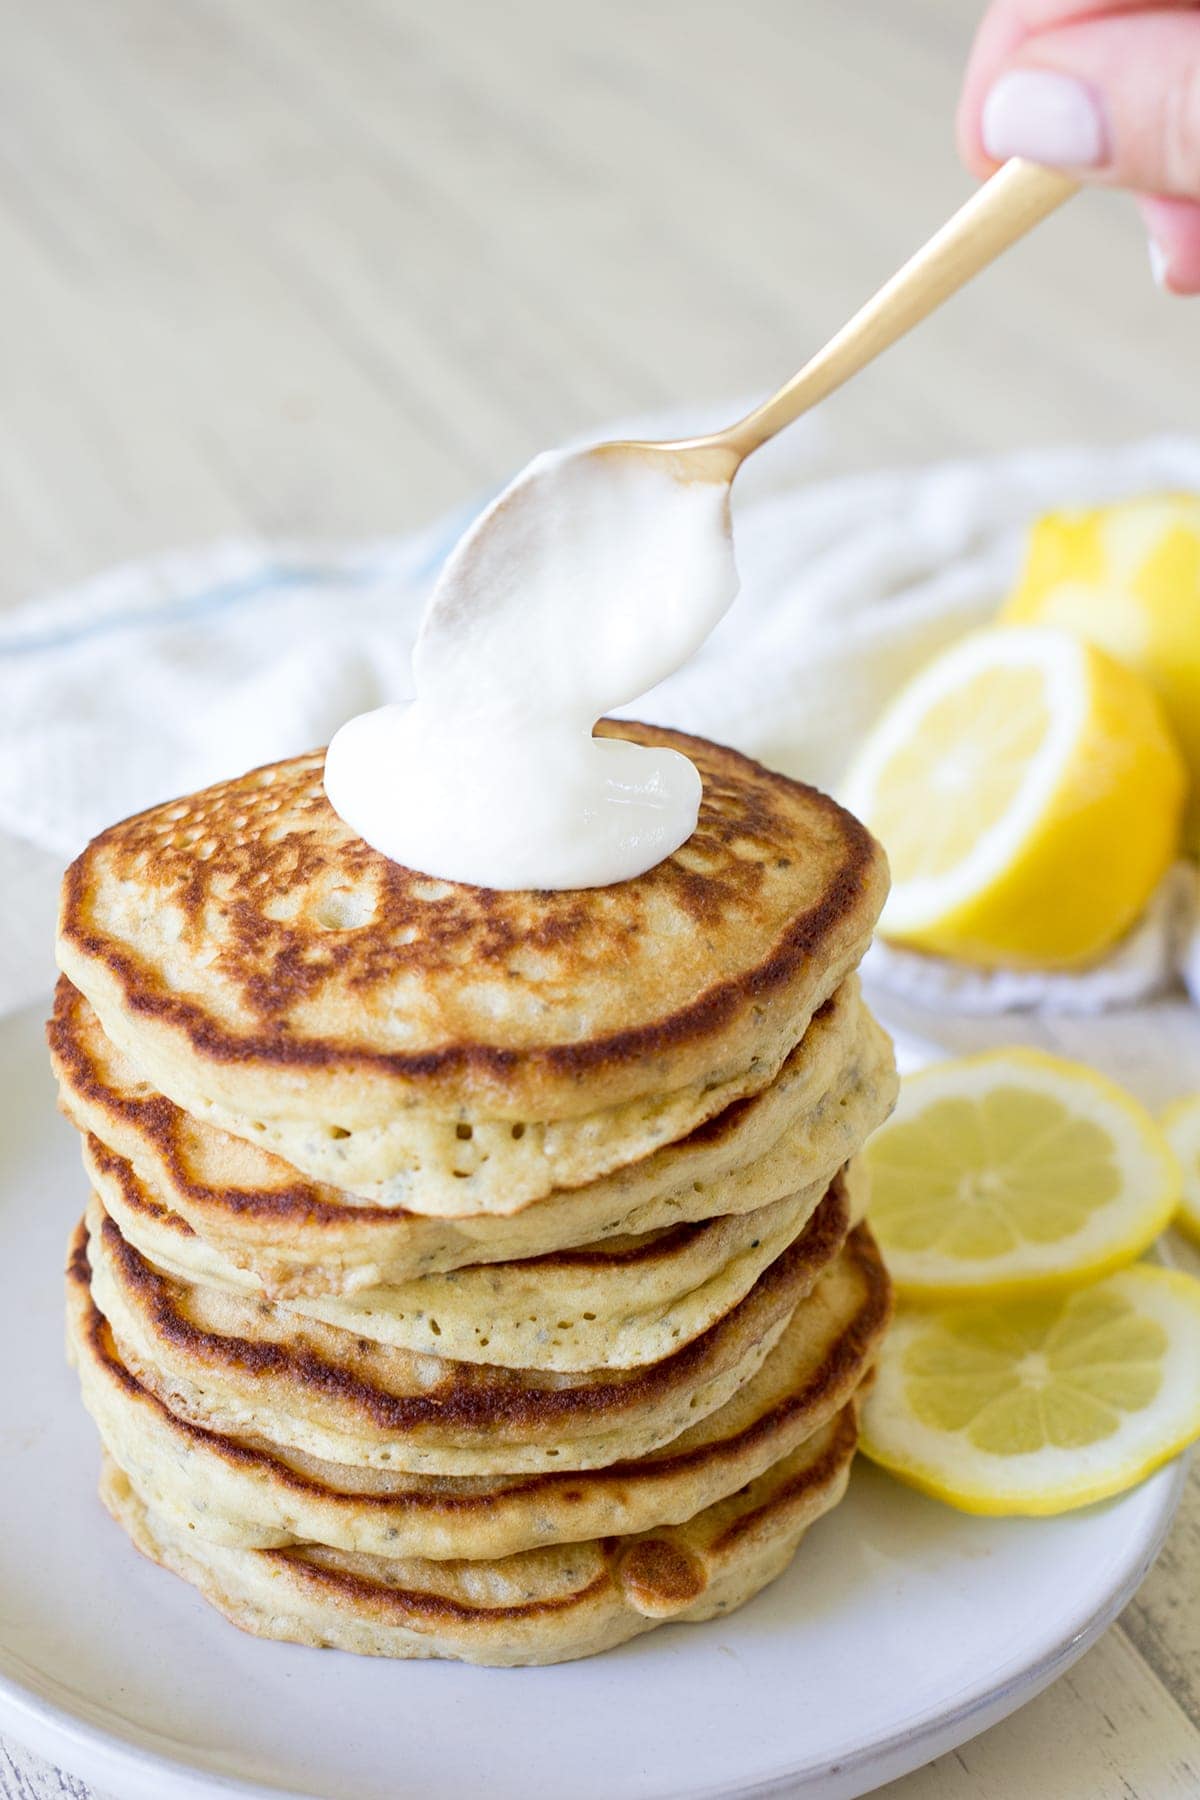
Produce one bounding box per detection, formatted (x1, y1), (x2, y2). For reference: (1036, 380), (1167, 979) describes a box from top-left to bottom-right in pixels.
(1162, 1092), (1200, 1244)
(866, 1049), (1180, 1301)
(859, 1264), (1200, 1514)
(842, 625), (1186, 967)
(1003, 496), (1200, 851)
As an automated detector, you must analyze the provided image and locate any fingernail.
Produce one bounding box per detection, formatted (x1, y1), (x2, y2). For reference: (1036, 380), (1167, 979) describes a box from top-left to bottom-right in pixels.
(981, 70), (1109, 168)
(1148, 235), (1171, 292)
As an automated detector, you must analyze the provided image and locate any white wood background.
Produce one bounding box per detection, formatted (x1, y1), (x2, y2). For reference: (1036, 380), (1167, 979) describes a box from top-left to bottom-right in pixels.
(0, 0), (1197, 1795)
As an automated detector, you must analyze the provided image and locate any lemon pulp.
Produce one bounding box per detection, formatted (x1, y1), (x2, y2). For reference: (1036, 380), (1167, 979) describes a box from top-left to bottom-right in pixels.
(902, 1289), (1166, 1453)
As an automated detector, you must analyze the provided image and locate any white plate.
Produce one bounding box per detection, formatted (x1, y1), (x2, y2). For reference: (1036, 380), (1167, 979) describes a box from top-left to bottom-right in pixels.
(0, 1002), (1186, 1800)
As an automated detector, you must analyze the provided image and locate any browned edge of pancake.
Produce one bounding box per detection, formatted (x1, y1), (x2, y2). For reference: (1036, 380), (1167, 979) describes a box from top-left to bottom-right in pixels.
(50, 976), (853, 1232)
(100, 1403), (861, 1631)
(68, 1216), (891, 1526)
(84, 1178), (852, 1437)
(82, 1120), (841, 1280)
(262, 1406), (862, 1624)
(56, 724), (884, 1097)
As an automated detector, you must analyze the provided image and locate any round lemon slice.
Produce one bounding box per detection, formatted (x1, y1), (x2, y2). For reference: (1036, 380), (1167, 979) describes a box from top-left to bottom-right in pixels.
(859, 1265), (1200, 1514)
(1162, 1092), (1200, 1244)
(842, 625), (1185, 967)
(866, 1049), (1180, 1301)
(1003, 495), (1200, 852)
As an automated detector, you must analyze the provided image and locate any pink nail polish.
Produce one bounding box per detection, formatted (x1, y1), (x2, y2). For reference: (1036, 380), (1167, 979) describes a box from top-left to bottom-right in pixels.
(1148, 237), (1171, 292)
(982, 70), (1109, 169)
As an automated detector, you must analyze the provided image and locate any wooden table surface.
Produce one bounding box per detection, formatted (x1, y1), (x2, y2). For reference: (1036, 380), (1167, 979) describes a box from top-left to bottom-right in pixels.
(1, 0), (1197, 1795)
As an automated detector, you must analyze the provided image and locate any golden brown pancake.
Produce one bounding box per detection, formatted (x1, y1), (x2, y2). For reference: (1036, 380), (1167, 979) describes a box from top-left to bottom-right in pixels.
(86, 1131), (867, 1372)
(99, 1397), (862, 1666)
(83, 1178), (853, 1475)
(55, 724), (889, 1212)
(53, 974), (896, 1294)
(69, 1218), (890, 1561)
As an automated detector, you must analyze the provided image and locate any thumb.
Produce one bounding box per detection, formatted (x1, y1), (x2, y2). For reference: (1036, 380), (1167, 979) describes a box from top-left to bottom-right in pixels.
(978, 11), (1200, 199)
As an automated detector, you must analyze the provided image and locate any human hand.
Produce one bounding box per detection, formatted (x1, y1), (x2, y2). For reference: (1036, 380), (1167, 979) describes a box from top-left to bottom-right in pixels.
(958, 1), (1200, 292)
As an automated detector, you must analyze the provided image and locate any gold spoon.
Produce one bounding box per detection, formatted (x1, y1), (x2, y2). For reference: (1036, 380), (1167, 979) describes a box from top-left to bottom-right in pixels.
(598, 158), (1076, 485)
(417, 158), (1077, 708)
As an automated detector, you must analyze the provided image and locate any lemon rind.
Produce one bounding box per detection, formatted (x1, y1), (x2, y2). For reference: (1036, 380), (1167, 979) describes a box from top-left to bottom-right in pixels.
(889, 1214), (1179, 1306)
(857, 1428), (1195, 1518)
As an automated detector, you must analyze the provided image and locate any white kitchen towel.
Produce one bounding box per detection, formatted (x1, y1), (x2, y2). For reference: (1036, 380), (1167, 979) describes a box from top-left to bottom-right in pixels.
(865, 861), (1200, 1016)
(4, 426), (1199, 1017)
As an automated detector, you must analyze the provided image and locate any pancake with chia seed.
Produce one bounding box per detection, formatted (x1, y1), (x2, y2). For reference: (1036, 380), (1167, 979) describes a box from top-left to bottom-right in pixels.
(83, 1177), (852, 1477)
(68, 1217), (890, 1562)
(56, 724), (888, 1215)
(85, 1126), (866, 1371)
(53, 974), (895, 1295)
(98, 1396), (863, 1667)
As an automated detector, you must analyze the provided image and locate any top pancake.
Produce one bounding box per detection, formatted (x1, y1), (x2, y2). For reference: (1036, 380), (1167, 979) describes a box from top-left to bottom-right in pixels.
(56, 723), (887, 1206)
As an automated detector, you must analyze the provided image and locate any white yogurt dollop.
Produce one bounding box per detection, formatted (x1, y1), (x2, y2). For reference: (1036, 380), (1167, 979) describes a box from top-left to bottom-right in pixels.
(324, 446), (739, 889)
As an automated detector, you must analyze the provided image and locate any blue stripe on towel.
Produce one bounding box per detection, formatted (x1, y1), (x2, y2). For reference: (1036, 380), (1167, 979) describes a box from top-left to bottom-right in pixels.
(0, 565), (375, 659)
(0, 498), (482, 662)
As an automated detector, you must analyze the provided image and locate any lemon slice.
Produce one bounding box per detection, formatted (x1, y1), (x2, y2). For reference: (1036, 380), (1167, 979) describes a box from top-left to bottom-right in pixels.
(842, 625), (1185, 967)
(866, 1049), (1180, 1301)
(1003, 496), (1200, 851)
(1162, 1093), (1200, 1244)
(859, 1265), (1200, 1514)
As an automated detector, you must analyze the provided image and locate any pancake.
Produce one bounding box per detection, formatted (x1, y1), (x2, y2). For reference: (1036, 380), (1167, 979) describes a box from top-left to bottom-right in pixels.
(56, 724), (889, 1212)
(53, 974), (897, 1294)
(99, 1398), (861, 1666)
(91, 1132), (865, 1370)
(69, 1218), (890, 1561)
(83, 1181), (851, 1475)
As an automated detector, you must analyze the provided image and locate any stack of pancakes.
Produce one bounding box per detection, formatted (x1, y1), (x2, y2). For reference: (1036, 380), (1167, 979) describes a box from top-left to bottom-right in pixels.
(51, 722), (897, 1666)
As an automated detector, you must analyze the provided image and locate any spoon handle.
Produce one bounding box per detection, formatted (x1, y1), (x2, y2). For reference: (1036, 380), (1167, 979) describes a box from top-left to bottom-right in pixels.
(724, 159), (1077, 463)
